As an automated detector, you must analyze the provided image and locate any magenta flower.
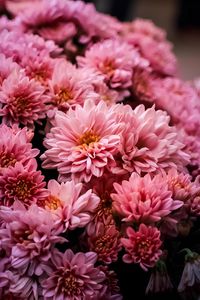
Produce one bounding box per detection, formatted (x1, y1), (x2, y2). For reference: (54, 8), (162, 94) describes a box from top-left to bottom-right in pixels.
(0, 68), (48, 126)
(42, 100), (122, 183)
(42, 249), (105, 299)
(0, 161), (47, 207)
(0, 124), (39, 173)
(121, 224), (162, 271)
(0, 203), (65, 277)
(112, 172), (183, 224)
(45, 179), (99, 231)
(87, 221), (122, 264)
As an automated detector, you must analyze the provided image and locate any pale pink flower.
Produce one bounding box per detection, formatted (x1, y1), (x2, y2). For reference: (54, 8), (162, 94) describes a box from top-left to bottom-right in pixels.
(112, 104), (190, 175)
(78, 39), (139, 99)
(45, 179), (99, 231)
(0, 124), (39, 173)
(122, 19), (166, 42)
(94, 82), (120, 105)
(0, 202), (65, 276)
(0, 69), (48, 126)
(178, 250), (200, 292)
(42, 249), (105, 299)
(87, 221), (122, 264)
(121, 224), (162, 271)
(0, 161), (47, 207)
(111, 172), (183, 224)
(48, 60), (100, 110)
(146, 261), (173, 294)
(42, 100), (122, 183)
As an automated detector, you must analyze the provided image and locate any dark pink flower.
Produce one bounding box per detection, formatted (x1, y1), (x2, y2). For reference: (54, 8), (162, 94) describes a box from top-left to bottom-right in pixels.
(0, 161), (47, 207)
(87, 221), (121, 264)
(0, 69), (48, 126)
(0, 124), (38, 174)
(42, 249), (105, 299)
(99, 265), (122, 300)
(121, 224), (162, 270)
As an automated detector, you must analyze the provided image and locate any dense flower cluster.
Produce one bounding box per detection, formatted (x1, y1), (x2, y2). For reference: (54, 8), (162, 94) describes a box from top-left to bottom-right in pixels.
(0, 0), (200, 299)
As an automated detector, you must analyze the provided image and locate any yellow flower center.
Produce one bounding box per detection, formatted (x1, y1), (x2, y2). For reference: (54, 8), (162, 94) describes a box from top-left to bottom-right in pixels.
(0, 152), (17, 168)
(57, 88), (73, 104)
(9, 179), (33, 201)
(78, 130), (100, 146)
(45, 195), (61, 211)
(100, 59), (115, 76)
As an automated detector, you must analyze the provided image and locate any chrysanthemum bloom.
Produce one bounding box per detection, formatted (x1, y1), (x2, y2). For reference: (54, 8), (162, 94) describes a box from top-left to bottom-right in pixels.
(178, 250), (200, 292)
(48, 60), (100, 110)
(0, 161), (47, 207)
(112, 104), (190, 175)
(0, 69), (48, 126)
(87, 221), (121, 264)
(145, 261), (173, 294)
(0, 54), (20, 86)
(45, 179), (99, 231)
(0, 203), (65, 276)
(77, 39), (139, 99)
(111, 172), (183, 224)
(121, 18), (166, 43)
(0, 124), (39, 174)
(132, 67), (159, 102)
(94, 82), (120, 105)
(18, 0), (77, 44)
(121, 224), (162, 271)
(98, 265), (122, 300)
(42, 249), (105, 299)
(20, 51), (56, 86)
(42, 100), (122, 183)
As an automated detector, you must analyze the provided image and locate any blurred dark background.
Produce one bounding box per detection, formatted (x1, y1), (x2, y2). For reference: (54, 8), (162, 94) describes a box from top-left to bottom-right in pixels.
(85, 0), (200, 80)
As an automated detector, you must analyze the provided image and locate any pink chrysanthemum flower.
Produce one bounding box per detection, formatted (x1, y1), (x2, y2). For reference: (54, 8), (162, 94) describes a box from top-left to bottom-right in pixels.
(20, 51), (56, 86)
(111, 172), (183, 224)
(121, 224), (162, 271)
(0, 68), (48, 126)
(0, 124), (39, 173)
(0, 202), (65, 277)
(112, 104), (189, 175)
(0, 54), (20, 86)
(77, 39), (139, 99)
(48, 60), (100, 110)
(99, 266), (122, 300)
(0, 161), (47, 207)
(42, 100), (122, 183)
(45, 179), (99, 231)
(87, 221), (121, 264)
(121, 18), (166, 42)
(42, 249), (105, 299)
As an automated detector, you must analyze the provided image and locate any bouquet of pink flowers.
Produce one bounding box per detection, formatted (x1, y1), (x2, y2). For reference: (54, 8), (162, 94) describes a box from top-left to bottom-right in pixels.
(0, 1), (200, 299)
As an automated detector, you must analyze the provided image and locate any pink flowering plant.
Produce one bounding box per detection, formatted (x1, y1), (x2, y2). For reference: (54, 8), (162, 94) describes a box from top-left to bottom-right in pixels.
(0, 1), (200, 299)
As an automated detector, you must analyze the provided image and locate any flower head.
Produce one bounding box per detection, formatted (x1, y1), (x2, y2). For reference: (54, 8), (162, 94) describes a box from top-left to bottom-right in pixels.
(0, 161), (47, 207)
(42, 249), (105, 299)
(0, 124), (38, 174)
(0, 203), (65, 276)
(42, 100), (122, 183)
(121, 224), (162, 271)
(111, 172), (183, 224)
(0, 69), (48, 126)
(45, 179), (99, 231)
